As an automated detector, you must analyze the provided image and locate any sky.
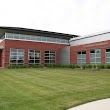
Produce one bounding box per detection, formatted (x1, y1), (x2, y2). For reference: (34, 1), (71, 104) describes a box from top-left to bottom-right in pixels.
(0, 0), (110, 36)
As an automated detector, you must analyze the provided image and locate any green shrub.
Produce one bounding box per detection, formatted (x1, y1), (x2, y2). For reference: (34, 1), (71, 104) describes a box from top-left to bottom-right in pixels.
(87, 64), (92, 69)
(75, 64), (80, 68)
(93, 65), (96, 68)
(99, 64), (105, 69)
(82, 64), (87, 69)
(70, 64), (75, 69)
(105, 64), (110, 69)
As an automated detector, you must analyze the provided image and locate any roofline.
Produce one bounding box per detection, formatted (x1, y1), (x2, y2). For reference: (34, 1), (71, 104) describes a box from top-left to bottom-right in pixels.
(70, 31), (110, 42)
(0, 26), (79, 39)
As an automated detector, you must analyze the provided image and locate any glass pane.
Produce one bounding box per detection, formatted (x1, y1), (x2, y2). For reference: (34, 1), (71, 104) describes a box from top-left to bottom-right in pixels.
(45, 60), (49, 63)
(18, 52), (24, 55)
(42, 37), (47, 41)
(106, 58), (110, 63)
(77, 54), (81, 58)
(7, 34), (13, 38)
(52, 38), (56, 42)
(31, 36), (36, 40)
(11, 49), (17, 52)
(10, 60), (16, 64)
(35, 60), (40, 63)
(96, 58), (101, 62)
(77, 59), (81, 64)
(50, 60), (55, 63)
(18, 60), (23, 64)
(26, 36), (30, 40)
(90, 50), (95, 53)
(18, 56), (24, 60)
(90, 54), (95, 58)
(45, 57), (49, 59)
(106, 48), (110, 52)
(29, 50), (34, 52)
(29, 60), (34, 63)
(18, 49), (24, 52)
(13, 34), (19, 39)
(82, 54), (86, 58)
(90, 58), (95, 63)
(35, 53), (40, 59)
(47, 37), (51, 42)
(36, 36), (41, 41)
(78, 52), (81, 54)
(106, 53), (110, 57)
(10, 56), (17, 59)
(19, 35), (25, 39)
(11, 52), (17, 55)
(29, 53), (34, 59)
(82, 51), (86, 54)
(95, 49), (100, 53)
(45, 54), (49, 56)
(96, 53), (101, 57)
(50, 51), (55, 54)
(45, 51), (49, 53)
(82, 59), (86, 63)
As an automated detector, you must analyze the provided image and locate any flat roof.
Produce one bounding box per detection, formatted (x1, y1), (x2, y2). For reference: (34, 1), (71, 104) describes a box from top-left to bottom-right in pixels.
(0, 26), (79, 40)
(70, 31), (110, 42)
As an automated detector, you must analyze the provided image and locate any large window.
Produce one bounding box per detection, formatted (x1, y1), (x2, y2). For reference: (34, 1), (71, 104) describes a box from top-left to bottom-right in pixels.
(44, 51), (55, 64)
(77, 51), (86, 64)
(106, 48), (110, 63)
(10, 49), (24, 65)
(6, 33), (68, 44)
(90, 49), (101, 64)
(28, 50), (40, 64)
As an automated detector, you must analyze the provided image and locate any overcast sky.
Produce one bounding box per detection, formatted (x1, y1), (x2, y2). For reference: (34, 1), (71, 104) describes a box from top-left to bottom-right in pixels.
(0, 0), (110, 36)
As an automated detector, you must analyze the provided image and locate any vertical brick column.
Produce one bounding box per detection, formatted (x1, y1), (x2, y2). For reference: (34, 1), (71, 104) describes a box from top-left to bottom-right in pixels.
(86, 50), (90, 64)
(70, 51), (77, 64)
(101, 48), (106, 64)
(41, 50), (44, 64)
(25, 50), (28, 65)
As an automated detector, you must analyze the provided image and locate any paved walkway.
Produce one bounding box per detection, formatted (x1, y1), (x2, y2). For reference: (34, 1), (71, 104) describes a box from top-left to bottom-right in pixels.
(68, 98), (110, 110)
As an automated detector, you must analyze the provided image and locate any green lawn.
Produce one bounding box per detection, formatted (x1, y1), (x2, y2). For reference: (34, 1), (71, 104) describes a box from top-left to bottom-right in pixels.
(0, 68), (110, 110)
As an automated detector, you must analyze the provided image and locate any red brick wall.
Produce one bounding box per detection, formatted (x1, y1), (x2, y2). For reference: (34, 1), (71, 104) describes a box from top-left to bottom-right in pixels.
(4, 39), (68, 67)
(0, 40), (5, 67)
(70, 40), (110, 64)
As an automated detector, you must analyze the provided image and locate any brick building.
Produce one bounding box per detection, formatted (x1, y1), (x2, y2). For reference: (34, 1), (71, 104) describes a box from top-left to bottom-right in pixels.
(0, 26), (110, 67)
(0, 26), (77, 67)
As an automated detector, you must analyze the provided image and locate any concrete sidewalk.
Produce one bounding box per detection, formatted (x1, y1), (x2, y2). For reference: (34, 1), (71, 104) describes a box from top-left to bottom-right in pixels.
(68, 98), (110, 110)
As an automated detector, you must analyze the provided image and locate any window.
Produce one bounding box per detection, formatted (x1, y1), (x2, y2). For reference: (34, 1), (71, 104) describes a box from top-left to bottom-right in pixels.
(10, 49), (24, 65)
(44, 51), (55, 64)
(28, 50), (40, 64)
(106, 48), (110, 63)
(6, 33), (68, 44)
(77, 51), (86, 64)
(90, 49), (101, 64)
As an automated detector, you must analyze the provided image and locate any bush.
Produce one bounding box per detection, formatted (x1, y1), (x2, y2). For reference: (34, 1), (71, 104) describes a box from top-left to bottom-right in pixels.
(75, 64), (80, 68)
(70, 64), (75, 69)
(93, 65), (96, 68)
(82, 64), (87, 69)
(87, 64), (92, 69)
(105, 64), (110, 69)
(99, 64), (105, 69)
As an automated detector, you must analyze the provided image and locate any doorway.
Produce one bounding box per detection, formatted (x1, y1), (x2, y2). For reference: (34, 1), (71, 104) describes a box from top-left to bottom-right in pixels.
(0, 50), (2, 67)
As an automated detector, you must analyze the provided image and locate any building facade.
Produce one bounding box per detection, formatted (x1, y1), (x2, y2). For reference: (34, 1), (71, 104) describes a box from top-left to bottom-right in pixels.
(70, 32), (110, 64)
(0, 26), (110, 67)
(0, 27), (77, 67)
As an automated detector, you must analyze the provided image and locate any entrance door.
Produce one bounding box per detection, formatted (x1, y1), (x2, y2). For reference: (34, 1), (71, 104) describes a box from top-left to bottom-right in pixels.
(0, 50), (2, 67)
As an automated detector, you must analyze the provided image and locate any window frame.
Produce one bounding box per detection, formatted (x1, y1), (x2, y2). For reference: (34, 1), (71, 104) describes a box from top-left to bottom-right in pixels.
(10, 48), (25, 65)
(28, 49), (41, 65)
(44, 51), (56, 64)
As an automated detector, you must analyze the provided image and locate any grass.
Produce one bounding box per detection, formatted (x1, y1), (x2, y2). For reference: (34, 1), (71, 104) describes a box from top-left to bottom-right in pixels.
(0, 68), (110, 110)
